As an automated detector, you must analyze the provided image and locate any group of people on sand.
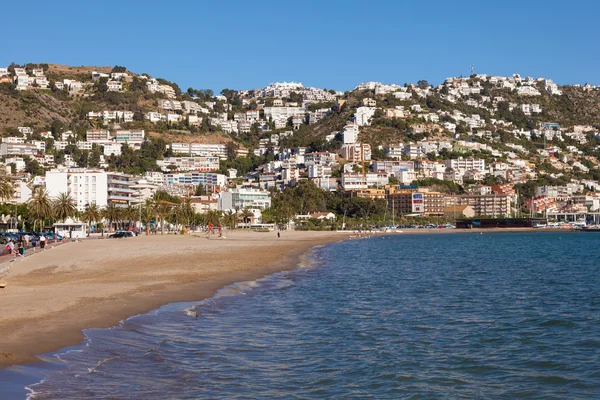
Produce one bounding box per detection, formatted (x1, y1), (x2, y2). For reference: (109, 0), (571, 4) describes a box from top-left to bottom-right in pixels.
(5, 234), (46, 258)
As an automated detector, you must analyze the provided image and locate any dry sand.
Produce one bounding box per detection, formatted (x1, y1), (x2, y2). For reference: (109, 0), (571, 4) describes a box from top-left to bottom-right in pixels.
(0, 230), (348, 368)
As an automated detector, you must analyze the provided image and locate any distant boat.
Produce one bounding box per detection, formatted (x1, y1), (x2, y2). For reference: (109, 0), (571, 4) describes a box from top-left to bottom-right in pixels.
(582, 225), (600, 232)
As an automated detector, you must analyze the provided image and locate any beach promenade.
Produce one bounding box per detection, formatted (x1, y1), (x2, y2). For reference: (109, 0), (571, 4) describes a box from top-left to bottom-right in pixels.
(0, 231), (347, 368)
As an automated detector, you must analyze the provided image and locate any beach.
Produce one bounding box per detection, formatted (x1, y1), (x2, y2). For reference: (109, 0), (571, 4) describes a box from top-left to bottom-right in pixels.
(0, 227), (570, 369)
(0, 231), (347, 369)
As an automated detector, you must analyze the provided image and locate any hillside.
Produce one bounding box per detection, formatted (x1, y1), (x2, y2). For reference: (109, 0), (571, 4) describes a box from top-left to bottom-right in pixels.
(1, 63), (600, 186)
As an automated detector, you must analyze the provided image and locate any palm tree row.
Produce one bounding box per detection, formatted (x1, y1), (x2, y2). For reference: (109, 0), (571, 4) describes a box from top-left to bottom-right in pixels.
(13, 185), (253, 234)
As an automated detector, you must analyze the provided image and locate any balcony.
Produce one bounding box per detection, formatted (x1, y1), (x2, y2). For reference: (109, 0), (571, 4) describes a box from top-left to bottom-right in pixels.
(108, 186), (135, 194)
(107, 194), (133, 202)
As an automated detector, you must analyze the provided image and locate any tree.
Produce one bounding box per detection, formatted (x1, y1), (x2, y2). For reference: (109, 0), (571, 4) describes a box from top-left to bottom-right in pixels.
(154, 197), (174, 234)
(112, 65), (127, 73)
(94, 77), (109, 93)
(0, 169), (14, 203)
(123, 204), (138, 230)
(204, 209), (222, 227)
(81, 203), (102, 236)
(240, 208), (254, 225)
(28, 187), (52, 231)
(53, 192), (77, 222)
(103, 203), (121, 232)
(140, 199), (156, 234)
(223, 210), (237, 230)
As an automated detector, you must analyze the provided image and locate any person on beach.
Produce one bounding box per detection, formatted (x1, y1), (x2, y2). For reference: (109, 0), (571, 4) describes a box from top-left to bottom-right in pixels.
(5, 240), (15, 256)
(23, 234), (30, 247)
(277, 230), (280, 238)
(17, 241), (24, 256)
(31, 236), (37, 252)
(39, 234), (46, 250)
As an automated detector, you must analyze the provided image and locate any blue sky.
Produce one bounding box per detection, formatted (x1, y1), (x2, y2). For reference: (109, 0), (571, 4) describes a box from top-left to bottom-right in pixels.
(2, 0), (598, 92)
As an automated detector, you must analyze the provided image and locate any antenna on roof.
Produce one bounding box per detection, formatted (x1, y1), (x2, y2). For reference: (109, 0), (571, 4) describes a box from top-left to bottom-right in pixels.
(470, 64), (475, 76)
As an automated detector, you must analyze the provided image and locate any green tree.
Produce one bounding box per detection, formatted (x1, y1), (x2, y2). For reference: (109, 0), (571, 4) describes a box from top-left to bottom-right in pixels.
(223, 210), (237, 230)
(241, 208), (254, 226)
(141, 199), (156, 235)
(103, 203), (121, 232)
(0, 169), (14, 203)
(52, 192), (77, 222)
(122, 204), (138, 229)
(28, 187), (53, 231)
(81, 203), (102, 236)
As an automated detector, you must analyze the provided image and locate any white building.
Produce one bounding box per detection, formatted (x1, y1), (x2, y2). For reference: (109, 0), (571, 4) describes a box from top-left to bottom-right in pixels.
(103, 143), (122, 156)
(0, 143), (38, 156)
(444, 157), (486, 173)
(263, 106), (306, 120)
(45, 169), (109, 211)
(218, 187), (272, 212)
(355, 106), (377, 126)
(157, 156), (220, 172)
(343, 123), (359, 144)
(170, 143), (228, 159)
(115, 130), (145, 148)
(341, 172), (389, 190)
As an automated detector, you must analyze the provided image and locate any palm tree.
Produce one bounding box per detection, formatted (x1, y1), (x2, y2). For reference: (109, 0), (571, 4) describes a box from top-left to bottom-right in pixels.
(241, 208), (254, 228)
(204, 209), (222, 227)
(0, 169), (14, 203)
(155, 200), (173, 235)
(81, 203), (102, 237)
(103, 203), (121, 232)
(224, 210), (237, 230)
(28, 187), (53, 231)
(180, 198), (194, 228)
(53, 192), (77, 222)
(123, 204), (138, 230)
(140, 199), (155, 235)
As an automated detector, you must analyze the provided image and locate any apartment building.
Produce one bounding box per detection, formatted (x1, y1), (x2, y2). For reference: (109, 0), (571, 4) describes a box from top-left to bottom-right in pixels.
(341, 172), (388, 190)
(0, 143), (38, 156)
(387, 189), (445, 216)
(444, 157), (486, 173)
(115, 130), (145, 148)
(164, 172), (227, 189)
(218, 187), (272, 211)
(157, 156), (220, 171)
(46, 169), (109, 211)
(107, 173), (136, 206)
(304, 152), (337, 166)
(445, 194), (511, 217)
(169, 143), (228, 159)
(341, 143), (372, 162)
(86, 129), (112, 142)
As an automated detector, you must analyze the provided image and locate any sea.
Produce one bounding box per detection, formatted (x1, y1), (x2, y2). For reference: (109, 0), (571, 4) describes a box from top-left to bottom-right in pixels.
(1, 232), (599, 399)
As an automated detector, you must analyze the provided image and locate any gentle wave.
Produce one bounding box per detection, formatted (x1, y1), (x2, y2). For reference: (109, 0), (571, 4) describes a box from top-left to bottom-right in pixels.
(0, 232), (597, 399)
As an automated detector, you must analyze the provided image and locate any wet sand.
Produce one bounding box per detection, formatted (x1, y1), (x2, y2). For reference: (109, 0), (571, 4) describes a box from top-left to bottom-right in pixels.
(0, 231), (348, 368)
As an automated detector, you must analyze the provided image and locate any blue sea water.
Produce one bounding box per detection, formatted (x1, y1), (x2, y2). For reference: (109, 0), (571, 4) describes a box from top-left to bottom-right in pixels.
(1, 232), (600, 399)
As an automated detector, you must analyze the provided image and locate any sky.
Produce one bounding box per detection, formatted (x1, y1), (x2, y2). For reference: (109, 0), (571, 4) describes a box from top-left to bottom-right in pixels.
(2, 0), (599, 93)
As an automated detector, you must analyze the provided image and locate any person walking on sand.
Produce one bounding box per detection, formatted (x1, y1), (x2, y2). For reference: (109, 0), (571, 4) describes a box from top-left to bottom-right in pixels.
(277, 229), (280, 238)
(39, 234), (46, 250)
(31, 236), (37, 252)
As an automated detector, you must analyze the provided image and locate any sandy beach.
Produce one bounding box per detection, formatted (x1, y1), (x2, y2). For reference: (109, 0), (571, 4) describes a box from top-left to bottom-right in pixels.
(0, 231), (348, 369)
(0, 227), (566, 369)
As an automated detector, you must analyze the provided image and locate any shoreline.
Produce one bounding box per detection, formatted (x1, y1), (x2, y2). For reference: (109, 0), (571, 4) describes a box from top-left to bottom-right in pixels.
(0, 231), (347, 369)
(0, 228), (581, 370)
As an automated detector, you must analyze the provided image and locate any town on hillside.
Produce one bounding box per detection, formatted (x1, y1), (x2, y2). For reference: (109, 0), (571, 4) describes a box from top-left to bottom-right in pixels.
(1, 63), (600, 232)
